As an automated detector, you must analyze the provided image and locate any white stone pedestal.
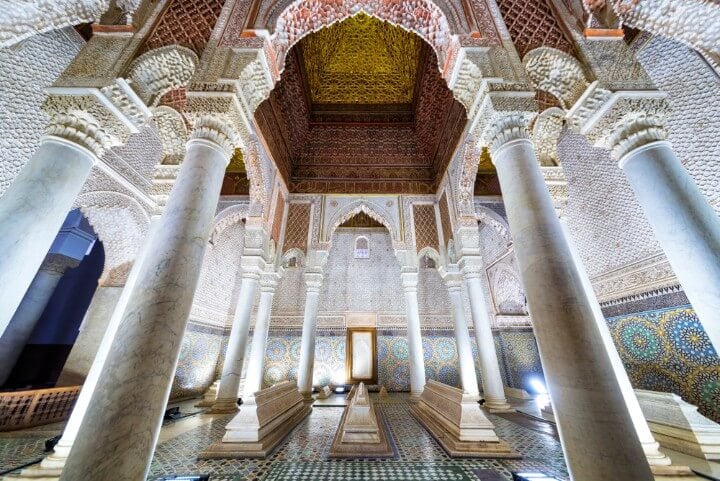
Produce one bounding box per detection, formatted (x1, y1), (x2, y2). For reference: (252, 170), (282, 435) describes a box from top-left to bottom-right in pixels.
(200, 381), (311, 458)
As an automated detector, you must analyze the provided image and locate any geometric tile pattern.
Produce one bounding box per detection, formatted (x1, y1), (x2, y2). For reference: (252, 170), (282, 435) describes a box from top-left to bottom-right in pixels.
(607, 305), (720, 422)
(490, 331), (545, 395)
(144, 395), (569, 480)
(143, 0), (225, 56)
(438, 191), (453, 248)
(170, 328), (225, 400)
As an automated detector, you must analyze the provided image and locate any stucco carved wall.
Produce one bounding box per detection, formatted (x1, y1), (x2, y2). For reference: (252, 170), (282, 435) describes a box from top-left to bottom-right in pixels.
(0, 27), (84, 196)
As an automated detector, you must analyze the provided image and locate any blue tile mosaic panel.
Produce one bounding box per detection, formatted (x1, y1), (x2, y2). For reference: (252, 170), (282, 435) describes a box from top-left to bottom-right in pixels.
(607, 305), (720, 422)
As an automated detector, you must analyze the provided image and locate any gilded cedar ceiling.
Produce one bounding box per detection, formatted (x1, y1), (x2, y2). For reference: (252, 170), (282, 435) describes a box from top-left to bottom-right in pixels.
(254, 14), (467, 195)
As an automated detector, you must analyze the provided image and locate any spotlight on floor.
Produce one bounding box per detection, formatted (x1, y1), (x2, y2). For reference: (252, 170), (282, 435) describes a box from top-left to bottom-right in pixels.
(529, 377), (547, 394)
(334, 386), (345, 393)
(512, 472), (561, 481)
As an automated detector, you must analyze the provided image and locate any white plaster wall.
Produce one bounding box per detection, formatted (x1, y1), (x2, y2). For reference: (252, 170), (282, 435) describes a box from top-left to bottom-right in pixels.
(0, 28), (84, 196)
(319, 229), (405, 313)
(190, 221), (245, 327)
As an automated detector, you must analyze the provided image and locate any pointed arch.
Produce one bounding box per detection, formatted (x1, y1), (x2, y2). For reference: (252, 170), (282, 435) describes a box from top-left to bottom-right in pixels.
(211, 202), (250, 245)
(324, 200), (401, 243)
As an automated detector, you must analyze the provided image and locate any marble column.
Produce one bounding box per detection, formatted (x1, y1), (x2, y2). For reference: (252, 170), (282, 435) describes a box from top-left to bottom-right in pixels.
(242, 271), (278, 401)
(15, 218), (160, 480)
(56, 285), (124, 386)
(0, 254), (79, 385)
(488, 116), (653, 481)
(444, 271), (480, 399)
(400, 270), (426, 401)
(559, 218), (676, 470)
(297, 270), (323, 401)
(209, 259), (263, 413)
(60, 121), (233, 481)
(611, 116), (720, 353)
(460, 257), (513, 412)
(0, 129), (99, 338)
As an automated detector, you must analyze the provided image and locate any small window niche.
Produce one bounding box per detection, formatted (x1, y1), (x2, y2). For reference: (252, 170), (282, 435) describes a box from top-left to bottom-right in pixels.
(354, 236), (370, 259)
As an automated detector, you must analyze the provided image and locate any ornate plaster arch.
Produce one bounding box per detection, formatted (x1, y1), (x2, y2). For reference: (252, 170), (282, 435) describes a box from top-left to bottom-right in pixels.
(127, 45), (199, 106)
(211, 202), (250, 245)
(73, 191), (151, 285)
(491, 263), (525, 315)
(150, 106), (188, 165)
(324, 200), (401, 245)
(417, 246), (442, 268)
(523, 47), (590, 110)
(475, 204), (511, 245)
(271, 0), (460, 81)
(281, 247), (307, 267)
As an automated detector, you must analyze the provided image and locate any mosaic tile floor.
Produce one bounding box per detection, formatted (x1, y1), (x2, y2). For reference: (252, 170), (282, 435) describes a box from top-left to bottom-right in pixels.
(0, 395), (568, 480)
(146, 394), (570, 481)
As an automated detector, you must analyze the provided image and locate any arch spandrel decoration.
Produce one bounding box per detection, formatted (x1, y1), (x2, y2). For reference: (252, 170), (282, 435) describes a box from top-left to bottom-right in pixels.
(73, 191), (151, 286)
(474, 204), (511, 245)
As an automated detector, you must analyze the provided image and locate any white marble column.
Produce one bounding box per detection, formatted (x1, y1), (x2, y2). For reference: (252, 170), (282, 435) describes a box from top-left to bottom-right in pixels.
(209, 258), (263, 413)
(0, 254), (79, 385)
(488, 116), (653, 481)
(0, 130), (99, 338)
(242, 271), (278, 401)
(60, 121), (233, 481)
(444, 271), (480, 399)
(460, 257), (513, 412)
(400, 270), (426, 401)
(297, 270), (323, 401)
(15, 219), (160, 480)
(559, 218), (677, 470)
(56, 285), (124, 386)
(611, 116), (720, 353)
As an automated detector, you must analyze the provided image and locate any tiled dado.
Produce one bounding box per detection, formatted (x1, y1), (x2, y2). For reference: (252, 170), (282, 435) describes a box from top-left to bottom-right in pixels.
(146, 394), (569, 481)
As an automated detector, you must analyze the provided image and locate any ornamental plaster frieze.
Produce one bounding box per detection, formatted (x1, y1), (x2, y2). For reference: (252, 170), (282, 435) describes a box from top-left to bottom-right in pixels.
(590, 252), (679, 303)
(540, 165), (569, 211)
(43, 78), (151, 157)
(147, 164), (181, 214)
(211, 201), (251, 246)
(321, 196), (404, 247)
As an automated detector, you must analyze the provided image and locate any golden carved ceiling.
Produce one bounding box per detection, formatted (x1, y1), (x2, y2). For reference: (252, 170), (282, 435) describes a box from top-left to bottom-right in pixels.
(255, 14), (466, 194)
(298, 13), (422, 105)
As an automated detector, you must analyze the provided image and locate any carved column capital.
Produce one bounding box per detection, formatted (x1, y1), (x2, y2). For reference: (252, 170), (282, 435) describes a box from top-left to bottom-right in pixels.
(43, 112), (110, 158)
(400, 269), (419, 291)
(487, 115), (532, 157)
(41, 253), (81, 276)
(259, 270), (279, 292)
(189, 116), (238, 159)
(458, 255), (485, 281)
(304, 270), (324, 292)
(607, 113), (668, 164)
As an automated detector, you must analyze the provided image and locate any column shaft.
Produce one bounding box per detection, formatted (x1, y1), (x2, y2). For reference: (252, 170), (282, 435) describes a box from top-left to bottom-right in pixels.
(620, 140), (720, 352)
(463, 273), (512, 411)
(60, 137), (230, 481)
(446, 279), (480, 398)
(297, 282), (321, 400)
(559, 219), (672, 467)
(491, 126), (653, 481)
(242, 276), (276, 400)
(0, 138), (96, 337)
(0, 262), (68, 385)
(210, 270), (260, 413)
(401, 272), (426, 400)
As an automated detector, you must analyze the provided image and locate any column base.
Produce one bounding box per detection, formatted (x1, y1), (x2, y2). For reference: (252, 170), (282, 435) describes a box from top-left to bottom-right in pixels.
(649, 464), (696, 478)
(300, 391), (314, 404)
(409, 390), (423, 403)
(207, 398), (240, 414)
(5, 446), (70, 480)
(483, 398), (515, 413)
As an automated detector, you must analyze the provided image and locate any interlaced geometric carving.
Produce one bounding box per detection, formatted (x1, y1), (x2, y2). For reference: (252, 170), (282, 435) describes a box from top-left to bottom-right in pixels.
(495, 0), (576, 58)
(283, 203), (311, 255)
(299, 13), (422, 104)
(439, 191), (453, 247)
(413, 204), (440, 253)
(142, 0), (225, 56)
(271, 191), (285, 246)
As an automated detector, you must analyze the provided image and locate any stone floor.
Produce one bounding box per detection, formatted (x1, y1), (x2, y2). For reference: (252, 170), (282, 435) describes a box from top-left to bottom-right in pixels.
(0, 394), (572, 480)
